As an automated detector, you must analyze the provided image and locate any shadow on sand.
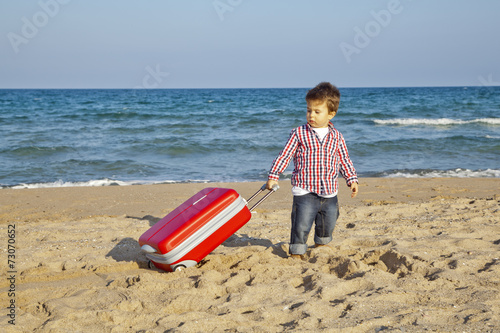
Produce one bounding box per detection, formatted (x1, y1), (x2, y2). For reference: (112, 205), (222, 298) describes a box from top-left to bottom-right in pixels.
(223, 233), (288, 258)
(106, 215), (287, 270)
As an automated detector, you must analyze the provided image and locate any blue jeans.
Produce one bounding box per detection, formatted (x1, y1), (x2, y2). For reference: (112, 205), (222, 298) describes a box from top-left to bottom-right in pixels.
(289, 193), (340, 255)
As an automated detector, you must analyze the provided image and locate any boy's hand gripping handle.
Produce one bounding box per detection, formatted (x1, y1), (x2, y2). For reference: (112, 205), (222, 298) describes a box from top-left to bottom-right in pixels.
(246, 184), (279, 212)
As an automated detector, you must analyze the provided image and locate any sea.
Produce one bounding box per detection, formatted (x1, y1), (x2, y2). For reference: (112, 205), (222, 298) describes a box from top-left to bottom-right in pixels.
(1, 87), (499, 189)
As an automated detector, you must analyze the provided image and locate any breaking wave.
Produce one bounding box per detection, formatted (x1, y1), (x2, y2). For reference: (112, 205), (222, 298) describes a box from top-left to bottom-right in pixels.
(374, 118), (500, 126)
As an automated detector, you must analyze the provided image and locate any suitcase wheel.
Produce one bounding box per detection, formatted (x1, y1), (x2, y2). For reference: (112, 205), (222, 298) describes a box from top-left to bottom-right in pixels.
(147, 260), (155, 269)
(173, 265), (186, 272)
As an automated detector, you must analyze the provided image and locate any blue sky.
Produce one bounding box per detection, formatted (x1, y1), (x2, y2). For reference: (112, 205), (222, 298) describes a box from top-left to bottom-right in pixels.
(1, 0), (499, 88)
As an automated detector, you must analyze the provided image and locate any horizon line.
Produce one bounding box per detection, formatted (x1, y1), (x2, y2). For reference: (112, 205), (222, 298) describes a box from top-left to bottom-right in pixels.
(1, 85), (498, 90)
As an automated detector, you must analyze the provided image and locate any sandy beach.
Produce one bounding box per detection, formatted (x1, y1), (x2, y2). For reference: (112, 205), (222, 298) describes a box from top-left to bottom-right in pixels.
(1, 178), (499, 332)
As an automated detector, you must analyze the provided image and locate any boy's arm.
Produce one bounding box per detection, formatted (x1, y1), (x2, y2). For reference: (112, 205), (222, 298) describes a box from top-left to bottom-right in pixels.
(266, 179), (279, 190)
(267, 130), (299, 187)
(337, 133), (359, 196)
(350, 182), (358, 198)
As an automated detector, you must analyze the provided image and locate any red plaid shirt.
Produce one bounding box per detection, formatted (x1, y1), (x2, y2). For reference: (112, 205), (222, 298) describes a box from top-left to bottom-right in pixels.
(268, 123), (358, 196)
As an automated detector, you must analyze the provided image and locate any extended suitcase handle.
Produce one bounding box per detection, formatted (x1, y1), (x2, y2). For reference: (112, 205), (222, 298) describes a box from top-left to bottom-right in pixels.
(247, 184), (279, 212)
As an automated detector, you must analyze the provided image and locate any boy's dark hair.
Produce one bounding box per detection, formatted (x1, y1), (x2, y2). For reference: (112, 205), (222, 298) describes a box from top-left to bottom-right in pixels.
(305, 82), (341, 114)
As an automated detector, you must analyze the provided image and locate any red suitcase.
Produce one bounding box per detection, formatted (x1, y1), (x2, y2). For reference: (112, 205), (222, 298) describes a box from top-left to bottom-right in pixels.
(139, 185), (277, 272)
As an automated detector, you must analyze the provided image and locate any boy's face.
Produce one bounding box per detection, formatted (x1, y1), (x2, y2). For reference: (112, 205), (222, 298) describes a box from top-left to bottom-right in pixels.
(306, 100), (335, 128)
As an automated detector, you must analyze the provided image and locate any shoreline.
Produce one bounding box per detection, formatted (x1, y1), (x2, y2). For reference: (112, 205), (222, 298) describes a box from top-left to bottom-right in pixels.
(1, 178), (498, 222)
(3, 167), (500, 190)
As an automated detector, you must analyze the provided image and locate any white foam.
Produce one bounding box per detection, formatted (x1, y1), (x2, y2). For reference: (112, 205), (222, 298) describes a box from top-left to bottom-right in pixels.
(385, 168), (500, 178)
(3, 178), (215, 189)
(374, 118), (500, 126)
(7, 179), (139, 189)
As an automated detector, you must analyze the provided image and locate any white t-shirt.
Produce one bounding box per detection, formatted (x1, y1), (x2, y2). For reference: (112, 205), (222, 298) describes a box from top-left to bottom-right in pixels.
(292, 127), (337, 198)
(312, 127), (329, 141)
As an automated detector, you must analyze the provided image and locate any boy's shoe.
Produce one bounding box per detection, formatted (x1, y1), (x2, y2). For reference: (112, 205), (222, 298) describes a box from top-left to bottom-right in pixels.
(314, 243), (326, 248)
(289, 254), (304, 260)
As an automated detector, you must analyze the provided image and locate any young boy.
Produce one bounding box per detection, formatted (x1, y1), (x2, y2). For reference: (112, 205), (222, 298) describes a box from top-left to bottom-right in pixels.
(266, 82), (358, 258)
